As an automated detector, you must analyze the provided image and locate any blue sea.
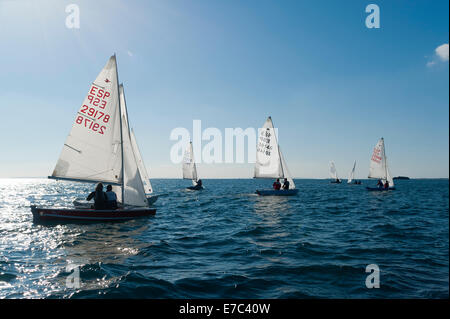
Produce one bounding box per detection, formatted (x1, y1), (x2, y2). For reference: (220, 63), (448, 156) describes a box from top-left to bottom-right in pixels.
(0, 178), (448, 298)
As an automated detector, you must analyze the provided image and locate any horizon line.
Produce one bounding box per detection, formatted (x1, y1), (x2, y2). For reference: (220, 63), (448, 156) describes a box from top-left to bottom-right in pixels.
(0, 177), (448, 180)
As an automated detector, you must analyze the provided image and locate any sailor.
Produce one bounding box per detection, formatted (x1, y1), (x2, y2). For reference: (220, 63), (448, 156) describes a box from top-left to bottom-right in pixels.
(86, 183), (107, 210)
(273, 179), (281, 190)
(384, 181), (389, 189)
(105, 185), (118, 209)
(282, 178), (290, 190)
(377, 179), (383, 188)
(195, 179), (203, 189)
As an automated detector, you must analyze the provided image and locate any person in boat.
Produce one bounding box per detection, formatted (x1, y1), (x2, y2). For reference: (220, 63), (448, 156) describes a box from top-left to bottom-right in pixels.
(86, 183), (108, 210)
(377, 179), (383, 188)
(282, 178), (290, 190)
(384, 180), (389, 189)
(273, 179), (281, 190)
(191, 179), (203, 190)
(105, 185), (118, 209)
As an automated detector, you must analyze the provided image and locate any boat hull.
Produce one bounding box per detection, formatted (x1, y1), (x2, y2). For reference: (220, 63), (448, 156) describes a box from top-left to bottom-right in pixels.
(31, 205), (156, 223)
(186, 186), (204, 191)
(73, 194), (159, 209)
(366, 187), (396, 192)
(256, 189), (299, 196)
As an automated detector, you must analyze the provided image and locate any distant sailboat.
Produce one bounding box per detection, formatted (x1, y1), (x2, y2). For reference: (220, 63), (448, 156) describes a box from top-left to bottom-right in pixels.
(254, 116), (298, 196)
(183, 141), (203, 190)
(329, 161), (341, 183)
(347, 160), (356, 184)
(31, 55), (156, 222)
(366, 137), (395, 191)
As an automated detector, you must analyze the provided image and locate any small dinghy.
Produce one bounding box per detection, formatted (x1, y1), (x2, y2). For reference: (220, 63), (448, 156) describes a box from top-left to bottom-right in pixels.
(347, 160), (356, 184)
(367, 137), (395, 191)
(254, 116), (298, 196)
(365, 187), (395, 192)
(329, 161), (342, 183)
(31, 55), (157, 221)
(31, 206), (155, 222)
(183, 141), (203, 190)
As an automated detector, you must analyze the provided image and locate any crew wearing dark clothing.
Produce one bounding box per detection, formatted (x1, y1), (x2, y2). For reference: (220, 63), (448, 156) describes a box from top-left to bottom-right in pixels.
(273, 179), (281, 190)
(105, 185), (118, 209)
(377, 180), (383, 188)
(384, 181), (389, 189)
(192, 179), (203, 190)
(282, 178), (290, 190)
(86, 183), (108, 210)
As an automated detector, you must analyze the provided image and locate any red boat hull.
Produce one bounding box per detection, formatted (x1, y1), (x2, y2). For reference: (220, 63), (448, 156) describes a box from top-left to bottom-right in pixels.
(31, 205), (156, 222)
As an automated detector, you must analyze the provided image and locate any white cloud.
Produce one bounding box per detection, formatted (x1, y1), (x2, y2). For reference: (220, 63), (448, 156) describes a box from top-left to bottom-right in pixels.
(427, 43), (449, 67)
(435, 43), (449, 62)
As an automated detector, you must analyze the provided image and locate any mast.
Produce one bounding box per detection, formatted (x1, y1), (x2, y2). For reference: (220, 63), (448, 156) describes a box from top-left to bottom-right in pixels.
(382, 137), (387, 181)
(269, 116), (284, 178)
(121, 84), (132, 137)
(114, 54), (125, 205)
(191, 141), (198, 183)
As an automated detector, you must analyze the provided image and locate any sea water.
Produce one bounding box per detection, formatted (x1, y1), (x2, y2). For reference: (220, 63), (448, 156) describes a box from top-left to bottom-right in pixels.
(0, 178), (448, 298)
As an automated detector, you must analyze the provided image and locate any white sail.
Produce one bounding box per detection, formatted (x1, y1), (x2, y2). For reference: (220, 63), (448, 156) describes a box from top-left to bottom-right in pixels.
(279, 146), (296, 189)
(254, 117), (284, 179)
(385, 156), (394, 188)
(368, 138), (394, 188)
(51, 55), (122, 185)
(117, 84), (149, 207)
(347, 160), (356, 183)
(329, 161), (338, 180)
(130, 129), (153, 194)
(182, 141), (198, 182)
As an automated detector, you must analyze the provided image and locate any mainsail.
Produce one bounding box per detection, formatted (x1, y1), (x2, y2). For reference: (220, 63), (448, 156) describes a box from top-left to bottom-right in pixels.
(183, 141), (198, 184)
(254, 117), (296, 189)
(368, 138), (394, 187)
(254, 117), (284, 179)
(329, 161), (339, 180)
(348, 160), (356, 183)
(51, 56), (122, 185)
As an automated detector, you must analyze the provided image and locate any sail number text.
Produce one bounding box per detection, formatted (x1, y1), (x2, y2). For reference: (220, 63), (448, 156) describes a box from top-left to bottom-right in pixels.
(75, 85), (111, 135)
(257, 130), (273, 156)
(371, 147), (382, 164)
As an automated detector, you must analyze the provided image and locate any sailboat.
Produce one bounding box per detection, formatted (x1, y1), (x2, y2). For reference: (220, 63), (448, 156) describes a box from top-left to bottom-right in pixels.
(254, 116), (298, 196)
(329, 161), (341, 183)
(183, 141), (203, 190)
(347, 160), (356, 184)
(31, 55), (156, 222)
(366, 137), (395, 191)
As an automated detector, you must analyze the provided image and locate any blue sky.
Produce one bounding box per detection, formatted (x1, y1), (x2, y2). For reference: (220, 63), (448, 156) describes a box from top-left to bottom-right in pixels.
(0, 0), (448, 178)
